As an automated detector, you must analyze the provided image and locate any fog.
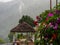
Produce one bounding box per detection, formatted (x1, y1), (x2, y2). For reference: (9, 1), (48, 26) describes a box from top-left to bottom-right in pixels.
(0, 0), (60, 39)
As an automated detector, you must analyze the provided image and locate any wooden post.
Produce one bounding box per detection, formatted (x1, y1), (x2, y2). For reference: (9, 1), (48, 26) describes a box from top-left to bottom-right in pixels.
(50, 0), (52, 10)
(56, 0), (58, 9)
(13, 32), (15, 42)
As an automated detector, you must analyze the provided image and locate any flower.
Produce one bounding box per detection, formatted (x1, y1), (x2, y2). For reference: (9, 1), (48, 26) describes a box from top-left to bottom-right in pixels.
(50, 22), (55, 27)
(53, 26), (58, 30)
(36, 16), (42, 22)
(34, 20), (38, 25)
(49, 22), (58, 30)
(46, 17), (48, 21)
(49, 23), (53, 27)
(48, 12), (54, 17)
(36, 16), (40, 19)
(55, 10), (60, 15)
(52, 34), (57, 40)
(44, 34), (48, 40)
(56, 18), (60, 24)
(53, 23), (58, 30)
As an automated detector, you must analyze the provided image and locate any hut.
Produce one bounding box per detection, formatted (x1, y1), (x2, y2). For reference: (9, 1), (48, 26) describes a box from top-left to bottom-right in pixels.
(10, 22), (36, 45)
(11, 22), (35, 33)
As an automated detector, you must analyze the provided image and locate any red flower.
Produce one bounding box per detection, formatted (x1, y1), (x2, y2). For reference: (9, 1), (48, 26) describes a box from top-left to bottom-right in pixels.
(36, 16), (40, 19)
(46, 17), (48, 21)
(34, 20), (38, 25)
(52, 34), (57, 40)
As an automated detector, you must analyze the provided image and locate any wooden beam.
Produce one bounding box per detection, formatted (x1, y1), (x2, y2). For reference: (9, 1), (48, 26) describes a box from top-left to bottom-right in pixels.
(50, 0), (52, 10)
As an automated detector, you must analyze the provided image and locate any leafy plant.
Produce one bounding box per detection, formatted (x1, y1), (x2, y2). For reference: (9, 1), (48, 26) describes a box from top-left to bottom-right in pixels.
(8, 32), (13, 42)
(36, 3), (60, 45)
(0, 38), (5, 44)
(19, 15), (35, 27)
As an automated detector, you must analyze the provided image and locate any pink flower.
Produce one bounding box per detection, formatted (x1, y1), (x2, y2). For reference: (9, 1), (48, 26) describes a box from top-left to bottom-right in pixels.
(53, 26), (58, 30)
(53, 23), (58, 30)
(48, 12), (54, 17)
(49, 23), (53, 27)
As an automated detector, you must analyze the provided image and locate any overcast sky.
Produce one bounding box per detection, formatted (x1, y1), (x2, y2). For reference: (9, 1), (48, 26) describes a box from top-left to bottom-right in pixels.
(0, 0), (60, 39)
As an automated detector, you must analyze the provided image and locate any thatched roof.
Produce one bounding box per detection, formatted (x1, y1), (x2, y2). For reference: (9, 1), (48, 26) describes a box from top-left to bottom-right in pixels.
(10, 22), (36, 33)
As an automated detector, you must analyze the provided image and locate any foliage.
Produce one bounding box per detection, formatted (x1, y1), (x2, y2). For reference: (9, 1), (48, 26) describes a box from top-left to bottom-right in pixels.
(19, 15), (35, 27)
(36, 3), (60, 45)
(34, 31), (40, 45)
(34, 40), (40, 45)
(17, 34), (23, 39)
(0, 38), (5, 44)
(8, 32), (13, 42)
(17, 34), (21, 39)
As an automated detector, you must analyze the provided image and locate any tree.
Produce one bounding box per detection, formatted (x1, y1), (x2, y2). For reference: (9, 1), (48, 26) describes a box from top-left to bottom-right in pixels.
(8, 32), (13, 42)
(19, 15), (35, 27)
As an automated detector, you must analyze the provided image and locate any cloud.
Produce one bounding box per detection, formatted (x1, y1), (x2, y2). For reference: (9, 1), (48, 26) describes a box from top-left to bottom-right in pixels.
(0, 0), (13, 2)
